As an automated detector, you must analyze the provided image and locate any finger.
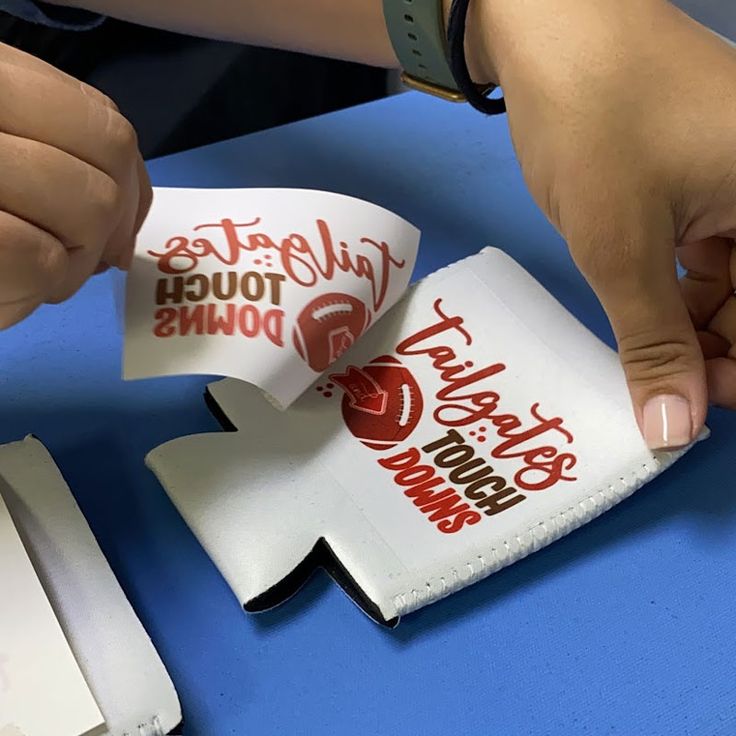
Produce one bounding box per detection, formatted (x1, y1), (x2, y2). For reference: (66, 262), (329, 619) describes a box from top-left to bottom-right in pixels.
(708, 294), (736, 346)
(571, 219), (707, 450)
(0, 41), (117, 108)
(47, 244), (107, 304)
(0, 298), (43, 329)
(134, 155), (153, 233)
(705, 357), (736, 409)
(121, 155), (153, 270)
(0, 60), (138, 185)
(0, 42), (83, 91)
(0, 132), (120, 262)
(697, 330), (730, 360)
(678, 237), (733, 328)
(0, 210), (68, 328)
(102, 153), (152, 270)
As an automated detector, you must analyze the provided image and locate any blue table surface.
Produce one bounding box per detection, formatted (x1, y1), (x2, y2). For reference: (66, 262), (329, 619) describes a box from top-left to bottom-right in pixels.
(2, 91), (735, 736)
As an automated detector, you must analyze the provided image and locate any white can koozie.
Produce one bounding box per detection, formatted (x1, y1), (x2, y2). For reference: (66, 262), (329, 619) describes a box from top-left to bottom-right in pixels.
(148, 248), (702, 625)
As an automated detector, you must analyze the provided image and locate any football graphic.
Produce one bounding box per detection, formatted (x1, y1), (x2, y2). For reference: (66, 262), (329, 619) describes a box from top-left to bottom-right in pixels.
(330, 355), (424, 450)
(293, 293), (371, 372)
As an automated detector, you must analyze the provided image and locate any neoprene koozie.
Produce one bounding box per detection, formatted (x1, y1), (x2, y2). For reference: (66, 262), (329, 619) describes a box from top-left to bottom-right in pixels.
(147, 248), (702, 626)
(0, 438), (181, 736)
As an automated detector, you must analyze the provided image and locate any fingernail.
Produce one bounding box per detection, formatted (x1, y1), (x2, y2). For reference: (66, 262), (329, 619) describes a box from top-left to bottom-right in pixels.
(642, 394), (692, 450)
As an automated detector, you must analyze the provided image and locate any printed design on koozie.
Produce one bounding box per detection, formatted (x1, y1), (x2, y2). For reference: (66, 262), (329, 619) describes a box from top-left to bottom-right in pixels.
(320, 296), (580, 536)
(330, 355), (424, 450)
(293, 293), (372, 372)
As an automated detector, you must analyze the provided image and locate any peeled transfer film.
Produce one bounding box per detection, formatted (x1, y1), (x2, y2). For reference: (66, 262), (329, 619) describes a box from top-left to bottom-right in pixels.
(125, 187), (420, 408)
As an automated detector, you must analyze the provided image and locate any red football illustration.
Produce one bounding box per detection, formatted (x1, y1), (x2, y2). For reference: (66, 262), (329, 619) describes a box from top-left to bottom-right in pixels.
(293, 293), (371, 372)
(330, 355), (424, 450)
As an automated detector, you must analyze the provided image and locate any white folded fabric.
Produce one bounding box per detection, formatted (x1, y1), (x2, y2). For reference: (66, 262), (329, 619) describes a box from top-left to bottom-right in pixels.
(0, 437), (181, 736)
(149, 248), (702, 625)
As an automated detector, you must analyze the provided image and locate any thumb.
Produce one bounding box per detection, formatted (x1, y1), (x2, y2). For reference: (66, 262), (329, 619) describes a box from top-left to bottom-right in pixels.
(573, 226), (707, 451)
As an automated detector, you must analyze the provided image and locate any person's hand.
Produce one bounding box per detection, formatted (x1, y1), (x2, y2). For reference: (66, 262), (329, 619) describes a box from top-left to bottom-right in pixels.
(0, 42), (151, 329)
(472, 0), (736, 449)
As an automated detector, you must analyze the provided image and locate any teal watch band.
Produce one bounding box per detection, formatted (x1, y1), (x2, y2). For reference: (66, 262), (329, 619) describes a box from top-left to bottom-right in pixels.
(382, 0), (462, 99)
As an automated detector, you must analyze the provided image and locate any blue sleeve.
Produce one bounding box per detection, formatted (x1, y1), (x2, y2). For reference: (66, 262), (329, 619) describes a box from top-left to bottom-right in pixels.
(0, 0), (103, 29)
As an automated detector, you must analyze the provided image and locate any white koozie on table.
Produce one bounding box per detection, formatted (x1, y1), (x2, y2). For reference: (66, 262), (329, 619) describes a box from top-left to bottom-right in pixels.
(147, 248), (703, 625)
(0, 437), (181, 736)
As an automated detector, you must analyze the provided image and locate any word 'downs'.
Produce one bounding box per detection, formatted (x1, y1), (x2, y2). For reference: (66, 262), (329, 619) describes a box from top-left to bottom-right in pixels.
(147, 217), (407, 312)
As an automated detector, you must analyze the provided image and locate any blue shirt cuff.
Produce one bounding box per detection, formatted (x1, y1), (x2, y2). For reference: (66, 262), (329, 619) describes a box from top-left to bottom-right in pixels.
(1, 0), (103, 30)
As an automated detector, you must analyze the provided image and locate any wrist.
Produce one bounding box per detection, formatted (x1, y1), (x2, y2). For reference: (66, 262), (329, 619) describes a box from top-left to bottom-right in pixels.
(454, 0), (676, 91)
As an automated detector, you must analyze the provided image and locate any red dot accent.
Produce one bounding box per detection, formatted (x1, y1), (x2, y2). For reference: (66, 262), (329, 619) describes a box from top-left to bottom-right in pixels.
(469, 431), (476, 436)
(316, 386), (323, 392)
(254, 259), (262, 265)
(479, 427), (487, 432)
(323, 392), (333, 398)
(478, 436), (486, 443)
(465, 361), (474, 368)
(326, 383), (334, 389)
